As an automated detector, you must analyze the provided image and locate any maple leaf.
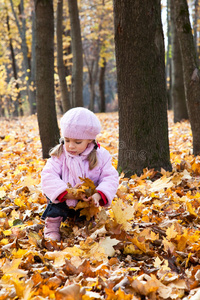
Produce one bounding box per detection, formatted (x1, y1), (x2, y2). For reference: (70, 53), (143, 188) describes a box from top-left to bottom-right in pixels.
(56, 284), (84, 300)
(111, 199), (135, 231)
(166, 224), (178, 240)
(149, 175), (174, 192)
(99, 236), (120, 257)
(1, 258), (28, 278)
(66, 177), (97, 198)
(75, 200), (100, 221)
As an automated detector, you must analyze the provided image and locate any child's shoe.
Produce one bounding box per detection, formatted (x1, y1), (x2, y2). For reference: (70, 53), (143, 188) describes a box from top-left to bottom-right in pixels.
(44, 216), (63, 241)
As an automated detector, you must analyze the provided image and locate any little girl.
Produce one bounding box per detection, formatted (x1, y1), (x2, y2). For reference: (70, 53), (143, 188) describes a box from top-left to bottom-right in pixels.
(41, 107), (119, 241)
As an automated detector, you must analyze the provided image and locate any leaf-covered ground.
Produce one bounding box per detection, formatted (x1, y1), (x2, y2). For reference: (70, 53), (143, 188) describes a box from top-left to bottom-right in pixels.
(0, 112), (200, 300)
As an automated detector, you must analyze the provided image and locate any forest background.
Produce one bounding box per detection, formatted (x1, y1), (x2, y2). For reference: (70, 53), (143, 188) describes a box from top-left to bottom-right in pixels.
(0, 0), (197, 117)
(1, 0), (200, 299)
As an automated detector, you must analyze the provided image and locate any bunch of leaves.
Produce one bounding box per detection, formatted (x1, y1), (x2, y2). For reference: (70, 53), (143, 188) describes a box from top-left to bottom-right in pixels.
(66, 177), (99, 220)
(66, 177), (97, 198)
(1, 113), (200, 299)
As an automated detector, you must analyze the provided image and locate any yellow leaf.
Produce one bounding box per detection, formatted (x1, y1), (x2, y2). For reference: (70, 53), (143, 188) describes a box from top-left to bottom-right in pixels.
(131, 237), (147, 253)
(185, 252), (192, 268)
(45, 246), (83, 266)
(116, 288), (133, 300)
(2, 258), (28, 277)
(12, 278), (26, 298)
(14, 198), (26, 208)
(186, 201), (197, 217)
(111, 199), (135, 231)
(162, 237), (175, 253)
(154, 256), (163, 268)
(124, 244), (141, 255)
(83, 291), (102, 299)
(149, 175), (173, 192)
(79, 205), (100, 221)
(56, 284), (82, 300)
(99, 237), (119, 257)
(166, 224), (177, 240)
(0, 211), (7, 218)
(3, 229), (12, 236)
(0, 190), (6, 198)
(67, 177), (97, 199)
(12, 248), (28, 258)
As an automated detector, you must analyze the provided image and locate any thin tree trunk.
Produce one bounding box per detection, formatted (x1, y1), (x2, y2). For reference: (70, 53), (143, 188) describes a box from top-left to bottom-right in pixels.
(88, 50), (100, 112)
(0, 97), (5, 118)
(35, 0), (60, 158)
(174, 0), (200, 155)
(170, 0), (188, 122)
(68, 0), (83, 107)
(6, 12), (19, 117)
(30, 6), (36, 114)
(166, 0), (172, 109)
(114, 0), (171, 176)
(193, 0), (198, 57)
(87, 57), (99, 112)
(56, 0), (70, 112)
(99, 57), (106, 112)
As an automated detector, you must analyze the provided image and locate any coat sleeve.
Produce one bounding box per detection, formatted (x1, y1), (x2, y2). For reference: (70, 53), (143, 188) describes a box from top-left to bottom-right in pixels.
(96, 149), (119, 207)
(41, 155), (68, 202)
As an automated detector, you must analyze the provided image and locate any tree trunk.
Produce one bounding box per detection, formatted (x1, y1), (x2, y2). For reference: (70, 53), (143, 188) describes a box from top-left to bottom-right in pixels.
(0, 97), (5, 118)
(170, 0), (188, 122)
(56, 0), (70, 112)
(89, 76), (95, 112)
(99, 57), (106, 112)
(114, 0), (171, 176)
(30, 6), (37, 115)
(6, 12), (20, 117)
(35, 0), (60, 158)
(68, 0), (83, 107)
(193, 0), (198, 57)
(87, 54), (100, 112)
(174, 0), (200, 155)
(166, 0), (172, 109)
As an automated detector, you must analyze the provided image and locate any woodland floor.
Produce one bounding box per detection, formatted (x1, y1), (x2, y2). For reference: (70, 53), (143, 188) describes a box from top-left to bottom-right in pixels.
(0, 111), (200, 299)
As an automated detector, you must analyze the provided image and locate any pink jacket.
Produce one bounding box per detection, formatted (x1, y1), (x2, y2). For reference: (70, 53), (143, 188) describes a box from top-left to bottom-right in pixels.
(41, 144), (119, 207)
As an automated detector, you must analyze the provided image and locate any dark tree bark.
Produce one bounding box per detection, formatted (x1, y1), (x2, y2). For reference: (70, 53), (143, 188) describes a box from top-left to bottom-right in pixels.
(68, 0), (83, 107)
(166, 0), (172, 109)
(35, 0), (60, 158)
(0, 97), (5, 118)
(114, 0), (171, 176)
(174, 0), (200, 155)
(6, 11), (22, 117)
(83, 43), (100, 111)
(56, 0), (70, 112)
(170, 0), (188, 122)
(30, 5), (36, 114)
(99, 57), (106, 112)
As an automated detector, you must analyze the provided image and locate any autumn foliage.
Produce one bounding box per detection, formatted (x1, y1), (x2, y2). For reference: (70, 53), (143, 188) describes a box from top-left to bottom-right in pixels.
(1, 112), (200, 299)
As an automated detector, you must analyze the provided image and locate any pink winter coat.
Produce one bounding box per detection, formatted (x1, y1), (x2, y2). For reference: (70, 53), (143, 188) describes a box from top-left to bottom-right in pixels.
(41, 143), (119, 207)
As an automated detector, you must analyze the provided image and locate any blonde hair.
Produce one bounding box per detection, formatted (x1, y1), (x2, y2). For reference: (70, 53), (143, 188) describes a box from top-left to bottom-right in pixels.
(49, 139), (98, 170)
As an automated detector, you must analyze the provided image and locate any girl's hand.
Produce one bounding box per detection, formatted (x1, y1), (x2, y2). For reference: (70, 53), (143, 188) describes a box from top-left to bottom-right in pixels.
(84, 193), (101, 207)
(74, 183), (82, 189)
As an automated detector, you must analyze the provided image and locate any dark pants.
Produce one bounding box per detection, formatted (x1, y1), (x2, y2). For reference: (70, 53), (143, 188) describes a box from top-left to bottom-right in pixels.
(41, 200), (85, 222)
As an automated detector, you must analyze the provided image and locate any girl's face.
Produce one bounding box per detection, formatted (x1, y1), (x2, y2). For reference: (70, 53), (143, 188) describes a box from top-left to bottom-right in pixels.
(64, 138), (92, 155)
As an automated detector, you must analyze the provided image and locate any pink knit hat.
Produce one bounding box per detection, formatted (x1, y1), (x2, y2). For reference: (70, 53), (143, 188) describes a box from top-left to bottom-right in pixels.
(60, 107), (101, 139)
